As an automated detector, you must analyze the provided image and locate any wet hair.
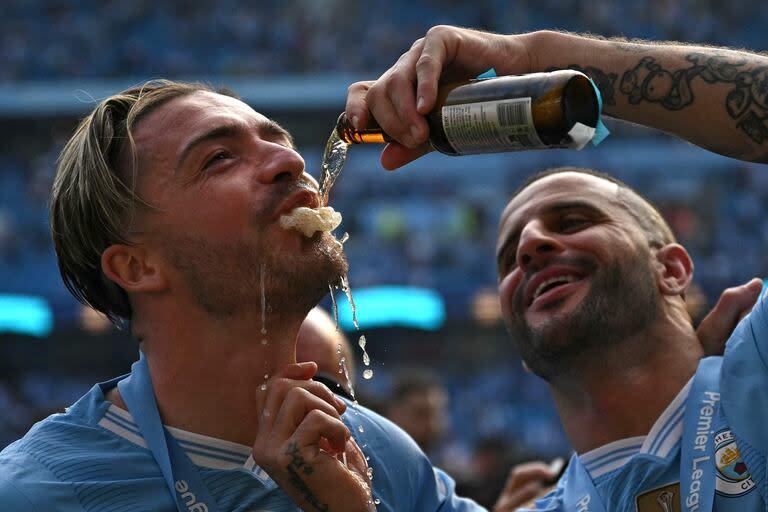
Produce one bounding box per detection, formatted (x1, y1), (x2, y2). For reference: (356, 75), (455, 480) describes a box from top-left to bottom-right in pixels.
(510, 167), (676, 249)
(50, 80), (218, 324)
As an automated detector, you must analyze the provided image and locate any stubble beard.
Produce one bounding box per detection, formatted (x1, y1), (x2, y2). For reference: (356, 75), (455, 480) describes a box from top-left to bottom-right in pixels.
(507, 257), (660, 381)
(167, 230), (348, 319)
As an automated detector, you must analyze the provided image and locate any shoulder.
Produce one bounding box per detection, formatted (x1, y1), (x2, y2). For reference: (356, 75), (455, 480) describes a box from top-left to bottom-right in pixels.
(0, 386), (161, 511)
(0, 474), (39, 511)
(0, 444), (80, 510)
(721, 287), (768, 451)
(341, 401), (425, 459)
(341, 402), (483, 511)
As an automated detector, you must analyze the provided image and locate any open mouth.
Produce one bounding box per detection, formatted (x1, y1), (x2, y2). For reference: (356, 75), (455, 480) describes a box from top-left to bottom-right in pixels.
(526, 271), (585, 308)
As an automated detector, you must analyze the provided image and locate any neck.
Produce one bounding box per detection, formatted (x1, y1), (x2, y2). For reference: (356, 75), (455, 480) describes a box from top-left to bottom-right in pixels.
(111, 301), (306, 447)
(547, 314), (703, 454)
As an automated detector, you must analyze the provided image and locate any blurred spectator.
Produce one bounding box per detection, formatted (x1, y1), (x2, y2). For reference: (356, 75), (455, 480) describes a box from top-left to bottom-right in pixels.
(383, 368), (474, 479)
(384, 369), (449, 455)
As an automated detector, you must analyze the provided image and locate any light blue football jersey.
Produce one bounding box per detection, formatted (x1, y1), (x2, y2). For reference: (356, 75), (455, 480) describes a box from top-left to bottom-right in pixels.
(523, 290), (768, 512)
(0, 375), (482, 511)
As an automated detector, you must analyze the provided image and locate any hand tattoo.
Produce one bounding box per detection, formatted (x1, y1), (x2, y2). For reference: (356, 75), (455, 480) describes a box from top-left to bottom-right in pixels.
(620, 53), (768, 143)
(285, 442), (329, 512)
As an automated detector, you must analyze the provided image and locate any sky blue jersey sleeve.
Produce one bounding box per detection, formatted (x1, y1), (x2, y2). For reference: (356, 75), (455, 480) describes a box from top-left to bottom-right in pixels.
(0, 476), (39, 512)
(343, 401), (484, 512)
(0, 452), (84, 512)
(721, 286), (768, 453)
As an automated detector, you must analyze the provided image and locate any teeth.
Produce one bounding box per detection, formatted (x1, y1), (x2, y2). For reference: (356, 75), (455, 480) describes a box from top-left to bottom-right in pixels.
(533, 275), (578, 300)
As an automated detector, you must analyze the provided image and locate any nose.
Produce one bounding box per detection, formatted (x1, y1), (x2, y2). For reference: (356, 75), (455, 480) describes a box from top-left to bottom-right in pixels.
(516, 220), (564, 271)
(257, 143), (306, 184)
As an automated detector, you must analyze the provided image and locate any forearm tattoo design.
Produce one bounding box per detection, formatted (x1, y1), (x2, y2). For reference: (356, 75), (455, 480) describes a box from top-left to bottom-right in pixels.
(561, 53), (768, 144)
(285, 441), (329, 512)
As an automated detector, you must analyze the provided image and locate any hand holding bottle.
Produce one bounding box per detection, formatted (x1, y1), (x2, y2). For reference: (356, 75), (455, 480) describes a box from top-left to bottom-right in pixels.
(346, 26), (538, 169)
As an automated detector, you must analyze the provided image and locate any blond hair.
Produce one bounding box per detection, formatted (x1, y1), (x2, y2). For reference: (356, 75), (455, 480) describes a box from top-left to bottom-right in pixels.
(50, 80), (215, 324)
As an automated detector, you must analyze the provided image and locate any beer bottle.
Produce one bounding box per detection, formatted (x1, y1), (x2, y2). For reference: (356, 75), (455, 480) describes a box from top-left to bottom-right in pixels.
(336, 70), (605, 155)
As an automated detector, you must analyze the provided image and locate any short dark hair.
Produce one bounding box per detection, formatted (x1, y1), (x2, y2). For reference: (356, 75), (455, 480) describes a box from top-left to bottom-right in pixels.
(510, 167), (676, 249)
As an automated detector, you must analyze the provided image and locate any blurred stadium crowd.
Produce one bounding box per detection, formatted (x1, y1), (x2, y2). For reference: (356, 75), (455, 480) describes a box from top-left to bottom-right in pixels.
(1, 1), (768, 507)
(1, 0), (766, 80)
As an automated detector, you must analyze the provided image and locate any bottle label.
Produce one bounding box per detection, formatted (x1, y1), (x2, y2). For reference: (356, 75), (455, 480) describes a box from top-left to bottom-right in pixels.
(441, 98), (545, 155)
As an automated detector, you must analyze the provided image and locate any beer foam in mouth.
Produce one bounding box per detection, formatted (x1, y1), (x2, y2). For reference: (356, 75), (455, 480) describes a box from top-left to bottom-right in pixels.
(279, 206), (342, 237)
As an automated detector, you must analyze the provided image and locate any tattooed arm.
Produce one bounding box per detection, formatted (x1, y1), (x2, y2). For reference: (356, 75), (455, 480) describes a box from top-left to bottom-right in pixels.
(536, 30), (768, 162)
(346, 25), (768, 169)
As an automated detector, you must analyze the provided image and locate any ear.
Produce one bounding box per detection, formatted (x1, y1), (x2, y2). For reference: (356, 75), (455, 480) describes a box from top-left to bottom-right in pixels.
(653, 243), (694, 296)
(101, 244), (168, 294)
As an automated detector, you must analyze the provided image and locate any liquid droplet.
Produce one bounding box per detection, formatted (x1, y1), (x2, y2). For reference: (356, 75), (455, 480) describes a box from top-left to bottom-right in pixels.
(374, 499), (381, 505)
(338, 349), (357, 402)
(363, 353), (370, 366)
(329, 284), (340, 332)
(357, 425), (365, 433)
(261, 338), (268, 345)
(340, 275), (359, 330)
(260, 264), (267, 336)
(367, 467), (374, 480)
(260, 384), (267, 391)
(363, 369), (374, 380)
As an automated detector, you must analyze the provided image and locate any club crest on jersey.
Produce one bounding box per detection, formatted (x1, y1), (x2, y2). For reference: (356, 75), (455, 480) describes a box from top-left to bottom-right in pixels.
(714, 429), (756, 496)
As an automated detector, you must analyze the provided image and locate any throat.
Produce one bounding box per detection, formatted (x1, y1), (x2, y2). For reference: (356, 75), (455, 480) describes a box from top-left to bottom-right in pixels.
(549, 348), (698, 453)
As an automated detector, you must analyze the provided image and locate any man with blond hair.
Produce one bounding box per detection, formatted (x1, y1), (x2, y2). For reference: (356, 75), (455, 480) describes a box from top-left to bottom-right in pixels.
(0, 80), (482, 511)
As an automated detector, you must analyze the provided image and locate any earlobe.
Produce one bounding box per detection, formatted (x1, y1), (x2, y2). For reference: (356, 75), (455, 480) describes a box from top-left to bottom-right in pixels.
(101, 244), (167, 293)
(655, 244), (694, 296)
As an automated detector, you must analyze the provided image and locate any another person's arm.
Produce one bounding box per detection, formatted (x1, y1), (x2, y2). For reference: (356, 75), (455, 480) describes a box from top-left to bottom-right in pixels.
(492, 459), (564, 512)
(696, 278), (763, 356)
(346, 26), (768, 169)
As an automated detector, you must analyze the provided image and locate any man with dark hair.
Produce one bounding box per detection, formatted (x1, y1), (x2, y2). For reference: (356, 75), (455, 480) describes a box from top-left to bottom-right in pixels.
(0, 80), (482, 511)
(346, 26), (768, 511)
(494, 166), (765, 510)
(384, 369), (449, 457)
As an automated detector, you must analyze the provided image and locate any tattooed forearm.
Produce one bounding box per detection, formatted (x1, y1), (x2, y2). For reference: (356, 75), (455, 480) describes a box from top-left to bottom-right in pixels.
(619, 53), (768, 143)
(546, 65), (618, 105)
(285, 442), (329, 512)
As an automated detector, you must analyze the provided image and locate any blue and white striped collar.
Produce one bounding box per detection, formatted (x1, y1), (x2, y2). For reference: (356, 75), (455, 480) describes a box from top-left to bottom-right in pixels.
(98, 403), (273, 485)
(578, 376), (693, 479)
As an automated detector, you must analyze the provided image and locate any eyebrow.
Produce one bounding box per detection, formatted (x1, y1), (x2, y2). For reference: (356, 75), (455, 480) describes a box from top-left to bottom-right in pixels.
(175, 119), (294, 174)
(496, 199), (604, 271)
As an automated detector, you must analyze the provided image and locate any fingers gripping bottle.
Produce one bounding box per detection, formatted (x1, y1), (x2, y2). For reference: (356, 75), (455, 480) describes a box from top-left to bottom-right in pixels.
(337, 70), (608, 155)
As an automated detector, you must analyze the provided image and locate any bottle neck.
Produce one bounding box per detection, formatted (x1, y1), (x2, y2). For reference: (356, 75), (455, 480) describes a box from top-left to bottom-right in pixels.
(336, 113), (390, 144)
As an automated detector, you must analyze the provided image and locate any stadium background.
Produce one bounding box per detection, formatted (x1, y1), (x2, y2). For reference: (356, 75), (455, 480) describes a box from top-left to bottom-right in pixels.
(1, 0), (767, 506)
